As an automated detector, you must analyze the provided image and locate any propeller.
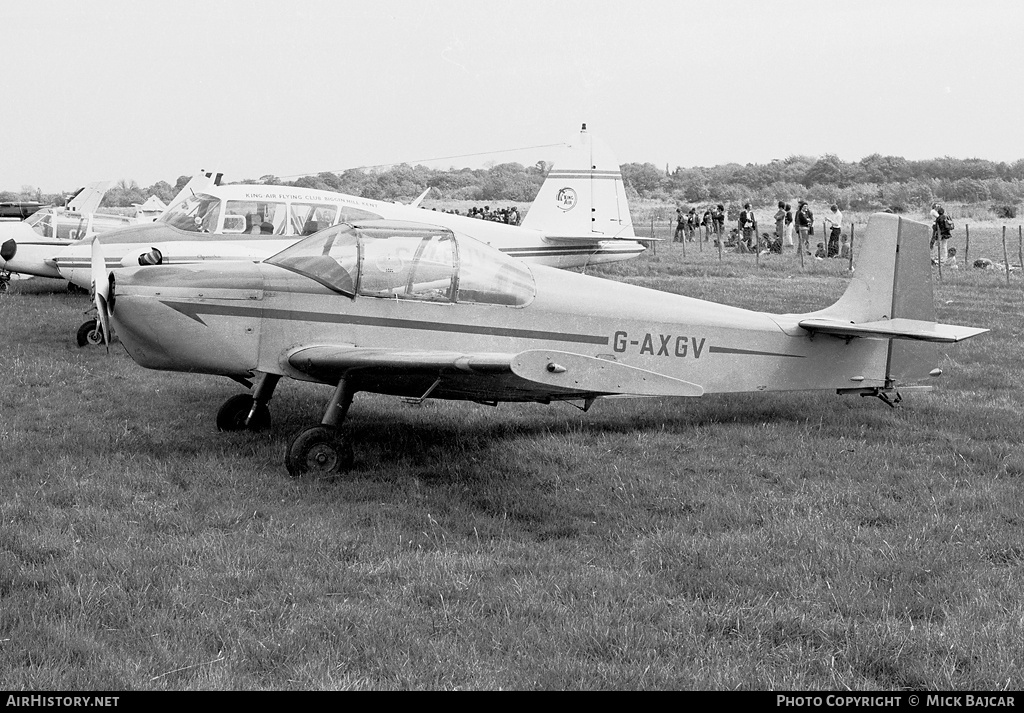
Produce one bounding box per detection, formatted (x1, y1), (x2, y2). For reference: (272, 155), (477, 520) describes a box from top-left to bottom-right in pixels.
(90, 235), (112, 348)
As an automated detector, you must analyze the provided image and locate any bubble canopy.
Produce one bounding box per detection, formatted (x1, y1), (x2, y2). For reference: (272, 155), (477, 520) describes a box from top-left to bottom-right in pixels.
(265, 221), (536, 306)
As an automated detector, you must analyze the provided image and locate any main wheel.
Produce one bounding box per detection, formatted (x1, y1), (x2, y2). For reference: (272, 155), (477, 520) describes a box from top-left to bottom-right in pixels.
(286, 426), (354, 479)
(216, 394), (271, 432)
(0, 279), (8, 294)
(76, 319), (104, 347)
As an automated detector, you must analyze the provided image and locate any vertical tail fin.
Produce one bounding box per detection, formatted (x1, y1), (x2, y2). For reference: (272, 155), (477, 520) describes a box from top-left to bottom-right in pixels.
(66, 180), (115, 214)
(520, 124), (634, 239)
(800, 213), (986, 386)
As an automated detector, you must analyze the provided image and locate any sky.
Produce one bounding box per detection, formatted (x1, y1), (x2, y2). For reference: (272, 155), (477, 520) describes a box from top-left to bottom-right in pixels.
(4, 0), (1024, 193)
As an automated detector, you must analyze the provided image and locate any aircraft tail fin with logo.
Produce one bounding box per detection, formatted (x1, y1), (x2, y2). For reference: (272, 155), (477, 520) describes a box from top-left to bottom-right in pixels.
(796, 213), (986, 387)
(520, 124), (635, 241)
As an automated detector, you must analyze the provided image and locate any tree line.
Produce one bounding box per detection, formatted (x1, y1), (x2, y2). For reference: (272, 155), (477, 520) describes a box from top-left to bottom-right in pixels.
(5, 153), (1024, 214)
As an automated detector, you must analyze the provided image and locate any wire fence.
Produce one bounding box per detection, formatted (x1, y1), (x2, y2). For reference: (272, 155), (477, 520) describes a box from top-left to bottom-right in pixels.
(632, 219), (1024, 284)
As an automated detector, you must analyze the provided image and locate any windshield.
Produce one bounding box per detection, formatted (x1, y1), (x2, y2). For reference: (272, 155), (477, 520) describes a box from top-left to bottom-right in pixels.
(159, 193), (222, 233)
(265, 224), (359, 296)
(266, 222), (535, 306)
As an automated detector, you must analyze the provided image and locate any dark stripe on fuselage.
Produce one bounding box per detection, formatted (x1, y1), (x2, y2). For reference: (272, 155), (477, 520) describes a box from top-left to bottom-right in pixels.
(708, 346), (804, 358)
(159, 299), (610, 345)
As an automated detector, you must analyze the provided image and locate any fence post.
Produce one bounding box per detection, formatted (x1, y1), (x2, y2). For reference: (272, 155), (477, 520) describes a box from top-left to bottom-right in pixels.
(848, 223), (855, 271)
(964, 224), (970, 267)
(1018, 225), (1023, 275)
(1002, 226), (1011, 285)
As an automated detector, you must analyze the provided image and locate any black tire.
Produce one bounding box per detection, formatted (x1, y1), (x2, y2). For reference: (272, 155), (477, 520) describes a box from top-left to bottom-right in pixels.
(0, 280), (8, 294)
(285, 426), (354, 479)
(76, 319), (104, 347)
(216, 394), (271, 432)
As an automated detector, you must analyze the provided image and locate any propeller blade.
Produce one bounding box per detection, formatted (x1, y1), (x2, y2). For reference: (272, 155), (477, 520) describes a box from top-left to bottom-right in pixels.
(90, 235), (111, 348)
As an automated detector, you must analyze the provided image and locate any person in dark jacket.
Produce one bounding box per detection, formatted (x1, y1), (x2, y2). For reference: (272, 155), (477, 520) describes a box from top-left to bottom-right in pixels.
(796, 200), (814, 255)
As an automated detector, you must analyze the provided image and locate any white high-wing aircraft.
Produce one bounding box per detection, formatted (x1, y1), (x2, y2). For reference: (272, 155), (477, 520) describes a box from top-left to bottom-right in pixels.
(1, 126), (643, 299)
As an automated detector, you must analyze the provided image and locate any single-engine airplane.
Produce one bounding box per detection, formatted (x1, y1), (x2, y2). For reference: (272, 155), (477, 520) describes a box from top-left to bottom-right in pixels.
(2, 125), (641, 306)
(91, 212), (987, 478)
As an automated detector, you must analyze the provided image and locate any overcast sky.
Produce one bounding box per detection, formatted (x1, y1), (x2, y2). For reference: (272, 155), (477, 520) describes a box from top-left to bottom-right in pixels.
(4, 0), (1023, 193)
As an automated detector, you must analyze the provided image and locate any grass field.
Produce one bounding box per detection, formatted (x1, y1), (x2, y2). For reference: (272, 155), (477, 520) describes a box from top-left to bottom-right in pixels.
(1, 218), (1022, 690)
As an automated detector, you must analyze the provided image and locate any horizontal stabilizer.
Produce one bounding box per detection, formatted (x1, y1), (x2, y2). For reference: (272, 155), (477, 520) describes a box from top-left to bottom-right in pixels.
(799, 317), (989, 343)
(511, 350), (703, 397)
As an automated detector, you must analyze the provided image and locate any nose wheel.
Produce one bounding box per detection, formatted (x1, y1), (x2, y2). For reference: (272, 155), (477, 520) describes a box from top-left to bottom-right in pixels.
(216, 394), (272, 432)
(76, 319), (105, 347)
(285, 426), (354, 478)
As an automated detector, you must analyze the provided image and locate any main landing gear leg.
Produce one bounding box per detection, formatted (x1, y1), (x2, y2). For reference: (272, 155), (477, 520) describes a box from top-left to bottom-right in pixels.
(285, 376), (355, 479)
(216, 373), (281, 432)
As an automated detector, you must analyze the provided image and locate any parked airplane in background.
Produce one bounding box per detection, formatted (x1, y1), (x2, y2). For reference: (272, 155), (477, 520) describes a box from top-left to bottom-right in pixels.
(1, 125), (645, 337)
(90, 213), (986, 478)
(0, 180), (138, 292)
(0, 201), (46, 220)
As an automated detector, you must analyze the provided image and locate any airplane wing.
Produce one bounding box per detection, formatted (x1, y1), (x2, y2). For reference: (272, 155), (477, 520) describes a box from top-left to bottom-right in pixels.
(799, 317), (988, 343)
(287, 346), (703, 398)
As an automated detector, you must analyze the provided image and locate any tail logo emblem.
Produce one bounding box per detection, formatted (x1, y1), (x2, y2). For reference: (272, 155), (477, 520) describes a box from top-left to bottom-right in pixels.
(555, 187), (577, 211)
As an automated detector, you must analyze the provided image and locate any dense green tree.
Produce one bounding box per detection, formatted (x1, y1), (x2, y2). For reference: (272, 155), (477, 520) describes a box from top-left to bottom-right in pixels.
(621, 162), (666, 195)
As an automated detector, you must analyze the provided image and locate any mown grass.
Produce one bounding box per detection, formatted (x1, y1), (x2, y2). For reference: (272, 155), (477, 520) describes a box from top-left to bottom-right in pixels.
(0, 239), (1022, 690)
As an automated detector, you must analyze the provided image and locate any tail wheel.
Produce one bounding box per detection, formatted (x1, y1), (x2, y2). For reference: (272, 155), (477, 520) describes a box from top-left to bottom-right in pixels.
(216, 394), (271, 432)
(76, 319), (104, 347)
(286, 426), (354, 479)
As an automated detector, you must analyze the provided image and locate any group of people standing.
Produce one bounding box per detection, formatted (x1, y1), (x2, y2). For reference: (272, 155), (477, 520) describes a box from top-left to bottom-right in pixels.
(673, 204), (727, 242)
(675, 200), (847, 258)
(767, 201), (846, 258)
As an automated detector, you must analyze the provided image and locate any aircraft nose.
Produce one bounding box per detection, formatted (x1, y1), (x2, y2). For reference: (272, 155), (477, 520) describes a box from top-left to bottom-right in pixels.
(1, 239), (16, 262)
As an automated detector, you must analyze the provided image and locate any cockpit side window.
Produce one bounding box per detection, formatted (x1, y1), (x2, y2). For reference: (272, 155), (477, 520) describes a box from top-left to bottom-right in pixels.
(357, 230), (455, 302)
(338, 206), (383, 223)
(290, 203), (340, 236)
(225, 200), (286, 235)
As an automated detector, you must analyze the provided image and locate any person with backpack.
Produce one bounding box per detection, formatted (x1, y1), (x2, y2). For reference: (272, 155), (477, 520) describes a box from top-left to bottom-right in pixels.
(935, 206), (954, 262)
